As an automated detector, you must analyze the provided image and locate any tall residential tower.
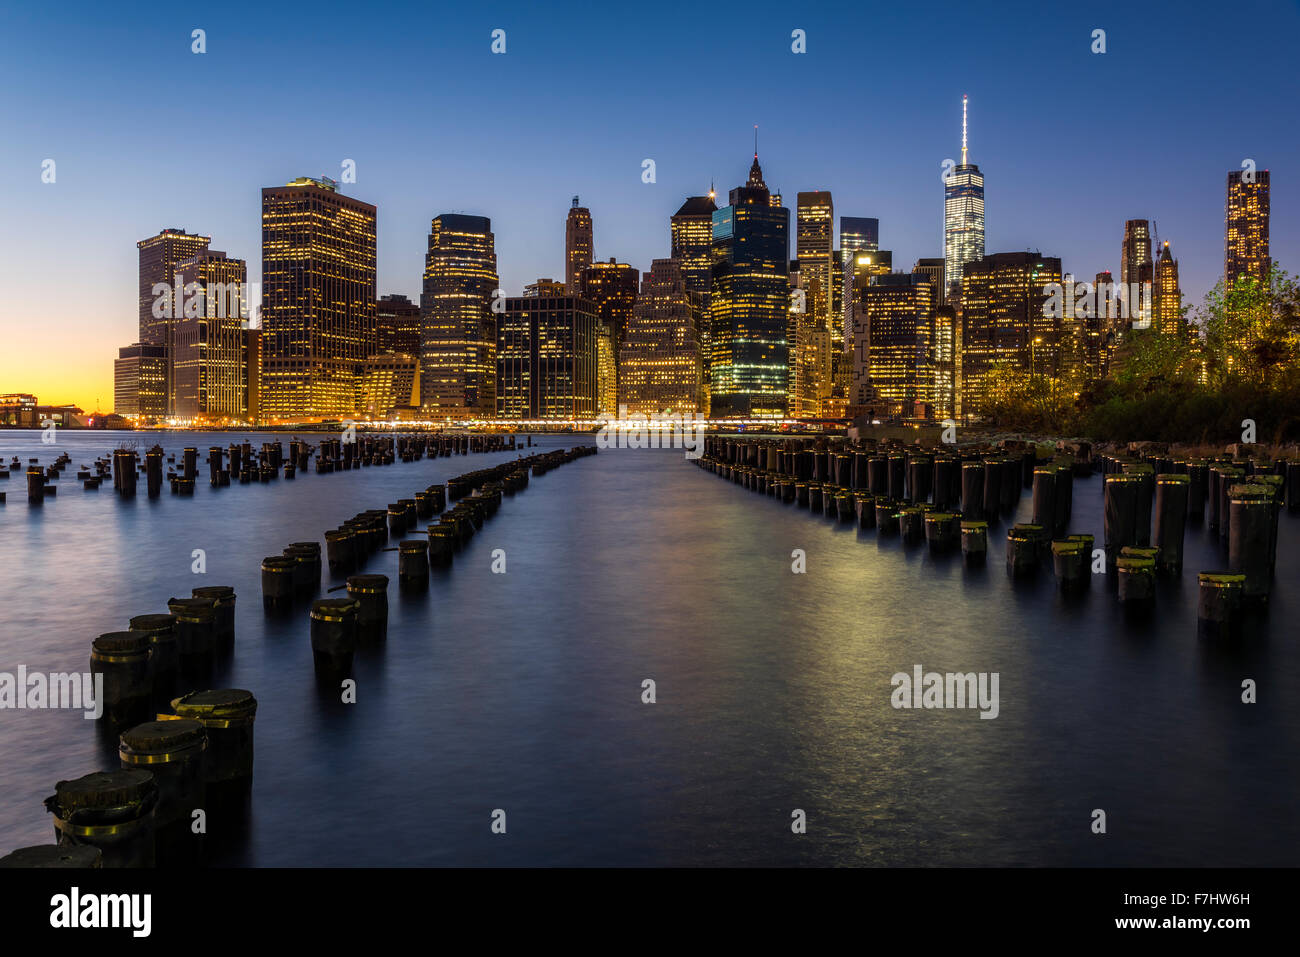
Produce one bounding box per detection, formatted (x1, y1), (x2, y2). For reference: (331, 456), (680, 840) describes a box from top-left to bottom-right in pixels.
(1225, 168), (1271, 286)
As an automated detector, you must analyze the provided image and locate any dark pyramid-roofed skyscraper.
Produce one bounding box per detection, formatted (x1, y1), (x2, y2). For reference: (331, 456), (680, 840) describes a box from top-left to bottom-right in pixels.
(708, 150), (790, 418)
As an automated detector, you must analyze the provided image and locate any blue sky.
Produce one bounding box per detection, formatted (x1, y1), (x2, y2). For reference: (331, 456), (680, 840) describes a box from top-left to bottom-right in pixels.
(1, 0), (1297, 408)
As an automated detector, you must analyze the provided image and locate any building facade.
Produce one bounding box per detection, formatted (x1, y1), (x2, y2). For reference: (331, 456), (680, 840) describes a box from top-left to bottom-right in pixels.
(1225, 168), (1270, 286)
(959, 252), (1062, 418)
(1152, 241), (1183, 336)
(709, 155), (790, 418)
(419, 214), (499, 419)
(854, 273), (938, 409)
(173, 250), (248, 420)
(114, 344), (168, 419)
(944, 97), (984, 302)
(620, 259), (704, 415)
(565, 198), (593, 294)
(497, 295), (599, 420)
(260, 177), (377, 421)
(137, 228), (211, 413)
(376, 294), (421, 355)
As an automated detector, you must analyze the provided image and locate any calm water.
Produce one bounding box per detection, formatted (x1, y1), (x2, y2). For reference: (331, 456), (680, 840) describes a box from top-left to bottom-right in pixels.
(1, 429), (1297, 866)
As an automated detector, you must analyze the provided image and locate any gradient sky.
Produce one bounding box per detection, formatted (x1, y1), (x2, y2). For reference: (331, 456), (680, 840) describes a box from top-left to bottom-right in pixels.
(2, 0), (1297, 411)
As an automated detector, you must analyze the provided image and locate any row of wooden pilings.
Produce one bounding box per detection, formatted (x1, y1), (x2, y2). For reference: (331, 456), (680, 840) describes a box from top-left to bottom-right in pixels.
(1094, 452), (1291, 633)
(1, 438), (561, 868)
(264, 446), (598, 679)
(11, 432), (523, 504)
(696, 436), (1294, 636)
(0, 586), (257, 869)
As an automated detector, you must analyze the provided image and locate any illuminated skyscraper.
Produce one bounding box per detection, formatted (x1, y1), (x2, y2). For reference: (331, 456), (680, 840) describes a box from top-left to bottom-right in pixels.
(260, 177), (377, 421)
(376, 294), (421, 355)
(419, 214), (499, 419)
(673, 192), (719, 400)
(853, 273), (937, 410)
(114, 343), (168, 419)
(497, 294), (599, 419)
(1120, 219), (1154, 328)
(709, 153), (790, 418)
(1120, 220), (1152, 289)
(1225, 168), (1270, 286)
(578, 258), (639, 410)
(671, 194), (718, 301)
(1152, 241), (1183, 336)
(578, 259), (639, 348)
(792, 191), (835, 416)
(959, 252), (1062, 418)
(913, 259), (946, 306)
(796, 191), (834, 328)
(840, 217), (879, 257)
(173, 250), (249, 419)
(839, 221), (880, 350)
(357, 352), (419, 418)
(565, 197), (594, 294)
(944, 96), (985, 301)
(933, 304), (957, 418)
(137, 228), (211, 413)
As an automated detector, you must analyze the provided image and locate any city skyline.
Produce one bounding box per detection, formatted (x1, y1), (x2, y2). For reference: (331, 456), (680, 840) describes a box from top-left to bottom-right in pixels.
(3, 0), (1297, 411)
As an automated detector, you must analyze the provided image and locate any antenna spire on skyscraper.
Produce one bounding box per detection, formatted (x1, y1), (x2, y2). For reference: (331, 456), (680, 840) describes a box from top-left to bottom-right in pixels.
(961, 95), (968, 166)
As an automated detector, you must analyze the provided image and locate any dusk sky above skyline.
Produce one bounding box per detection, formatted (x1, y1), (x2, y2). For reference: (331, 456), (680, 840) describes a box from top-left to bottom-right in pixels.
(1, 0), (1296, 411)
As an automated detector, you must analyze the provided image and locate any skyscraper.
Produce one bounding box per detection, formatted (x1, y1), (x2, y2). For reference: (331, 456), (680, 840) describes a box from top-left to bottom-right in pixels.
(419, 214), (499, 419)
(376, 294), (421, 355)
(840, 217), (879, 257)
(913, 258), (947, 307)
(959, 252), (1062, 418)
(357, 352), (419, 418)
(1152, 241), (1183, 336)
(672, 192), (719, 403)
(792, 191), (835, 417)
(796, 191), (835, 328)
(671, 193), (719, 301)
(565, 197), (593, 294)
(709, 153), (790, 418)
(944, 96), (985, 301)
(1225, 168), (1271, 286)
(578, 259), (640, 349)
(1120, 219), (1153, 290)
(620, 259), (704, 415)
(839, 217), (879, 352)
(260, 177), (377, 421)
(1117, 220), (1149, 331)
(853, 273), (937, 411)
(137, 228), (211, 414)
(114, 343), (168, 419)
(173, 250), (249, 419)
(578, 258), (639, 411)
(497, 294), (599, 420)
